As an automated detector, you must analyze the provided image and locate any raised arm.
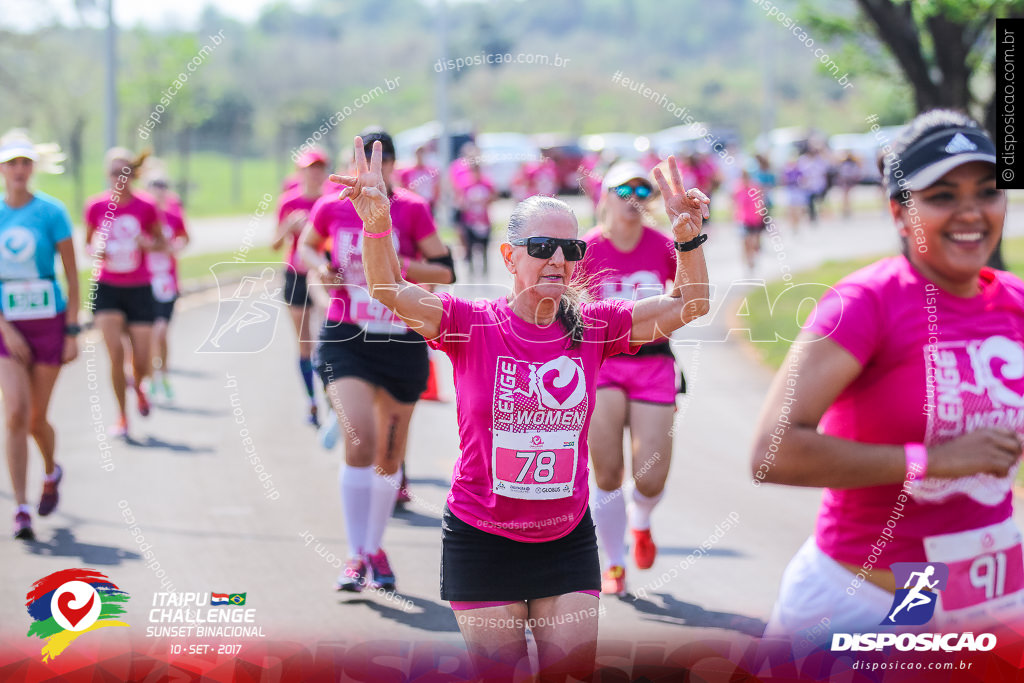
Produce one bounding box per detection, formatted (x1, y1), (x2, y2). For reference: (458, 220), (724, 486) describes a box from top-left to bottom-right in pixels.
(628, 156), (711, 344)
(331, 136), (444, 339)
(751, 330), (1022, 487)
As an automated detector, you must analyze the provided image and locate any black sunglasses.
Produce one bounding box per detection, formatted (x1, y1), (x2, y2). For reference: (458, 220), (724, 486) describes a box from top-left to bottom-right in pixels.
(612, 183), (652, 199)
(510, 237), (587, 261)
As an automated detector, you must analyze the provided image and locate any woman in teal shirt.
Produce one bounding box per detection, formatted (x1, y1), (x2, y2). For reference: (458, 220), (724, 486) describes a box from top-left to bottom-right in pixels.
(0, 130), (80, 541)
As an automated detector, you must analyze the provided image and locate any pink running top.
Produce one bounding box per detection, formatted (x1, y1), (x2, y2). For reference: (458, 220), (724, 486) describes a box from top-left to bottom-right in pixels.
(733, 182), (762, 226)
(145, 206), (188, 302)
(84, 191), (161, 287)
(310, 187), (436, 328)
(577, 225), (676, 352)
(806, 256), (1024, 565)
(578, 225), (676, 303)
(428, 294), (636, 542)
(277, 189), (319, 274)
(398, 165), (439, 204)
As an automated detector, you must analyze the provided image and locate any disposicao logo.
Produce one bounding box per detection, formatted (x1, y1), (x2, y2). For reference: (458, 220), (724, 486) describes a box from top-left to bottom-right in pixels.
(25, 569), (130, 661)
(883, 562), (948, 626)
(831, 562), (997, 653)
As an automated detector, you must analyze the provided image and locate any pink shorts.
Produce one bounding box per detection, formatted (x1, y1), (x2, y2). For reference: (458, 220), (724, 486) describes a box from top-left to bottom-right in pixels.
(451, 590), (600, 611)
(596, 354), (676, 405)
(0, 315), (64, 366)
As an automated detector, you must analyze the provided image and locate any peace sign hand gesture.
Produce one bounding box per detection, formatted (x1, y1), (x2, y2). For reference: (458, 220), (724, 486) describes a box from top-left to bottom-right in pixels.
(329, 136), (390, 233)
(653, 155), (710, 245)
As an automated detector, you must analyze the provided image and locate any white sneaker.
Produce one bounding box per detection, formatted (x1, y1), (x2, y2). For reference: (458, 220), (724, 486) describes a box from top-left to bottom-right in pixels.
(318, 411), (339, 451)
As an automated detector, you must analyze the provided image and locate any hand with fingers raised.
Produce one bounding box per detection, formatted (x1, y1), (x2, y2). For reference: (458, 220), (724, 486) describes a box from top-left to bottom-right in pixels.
(653, 155), (711, 248)
(330, 136), (391, 234)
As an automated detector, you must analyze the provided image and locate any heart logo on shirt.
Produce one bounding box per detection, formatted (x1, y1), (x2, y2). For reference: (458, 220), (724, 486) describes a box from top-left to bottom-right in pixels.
(535, 356), (586, 411)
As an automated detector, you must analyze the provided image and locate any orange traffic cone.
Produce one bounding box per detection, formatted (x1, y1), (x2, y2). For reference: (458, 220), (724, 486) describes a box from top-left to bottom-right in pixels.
(421, 355), (443, 402)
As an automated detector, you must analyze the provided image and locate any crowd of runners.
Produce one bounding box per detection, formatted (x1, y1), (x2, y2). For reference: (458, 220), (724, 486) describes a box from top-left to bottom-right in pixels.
(4, 108), (1024, 679)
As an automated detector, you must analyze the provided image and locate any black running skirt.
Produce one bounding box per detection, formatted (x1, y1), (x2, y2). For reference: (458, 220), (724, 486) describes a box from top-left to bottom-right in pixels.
(316, 322), (429, 404)
(440, 505), (600, 602)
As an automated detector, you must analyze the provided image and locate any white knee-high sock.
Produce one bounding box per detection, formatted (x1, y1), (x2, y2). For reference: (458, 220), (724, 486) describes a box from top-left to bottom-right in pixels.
(366, 470), (401, 555)
(590, 485), (627, 568)
(629, 486), (664, 531)
(340, 465), (373, 558)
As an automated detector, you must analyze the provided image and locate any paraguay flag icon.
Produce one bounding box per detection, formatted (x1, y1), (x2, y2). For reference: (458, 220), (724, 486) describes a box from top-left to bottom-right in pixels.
(25, 569), (130, 661)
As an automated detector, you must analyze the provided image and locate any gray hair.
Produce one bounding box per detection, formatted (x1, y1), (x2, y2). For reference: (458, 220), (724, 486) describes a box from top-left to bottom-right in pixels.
(506, 195), (589, 349)
(506, 195), (578, 241)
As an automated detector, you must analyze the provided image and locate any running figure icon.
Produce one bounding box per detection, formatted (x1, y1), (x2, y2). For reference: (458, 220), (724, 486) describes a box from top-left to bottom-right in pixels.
(887, 565), (940, 622)
(205, 267), (282, 350)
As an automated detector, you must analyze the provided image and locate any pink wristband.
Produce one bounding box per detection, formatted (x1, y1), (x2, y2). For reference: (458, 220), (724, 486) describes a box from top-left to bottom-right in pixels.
(904, 443), (928, 478)
(363, 226), (392, 239)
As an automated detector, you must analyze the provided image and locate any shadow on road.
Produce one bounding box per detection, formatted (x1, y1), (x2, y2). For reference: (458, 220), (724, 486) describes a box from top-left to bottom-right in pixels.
(167, 368), (212, 379)
(626, 592), (766, 637)
(407, 477), (451, 489)
(656, 546), (745, 559)
(151, 404), (229, 418)
(392, 506), (442, 528)
(350, 594), (461, 633)
(25, 528), (142, 566)
(126, 435), (215, 454)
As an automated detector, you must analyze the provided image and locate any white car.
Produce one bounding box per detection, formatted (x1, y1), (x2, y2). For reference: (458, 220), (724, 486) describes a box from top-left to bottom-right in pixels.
(475, 132), (542, 196)
(830, 126), (904, 184)
(579, 133), (644, 161)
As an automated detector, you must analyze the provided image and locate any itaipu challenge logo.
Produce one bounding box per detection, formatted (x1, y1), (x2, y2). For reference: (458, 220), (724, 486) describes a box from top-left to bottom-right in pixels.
(25, 569), (130, 661)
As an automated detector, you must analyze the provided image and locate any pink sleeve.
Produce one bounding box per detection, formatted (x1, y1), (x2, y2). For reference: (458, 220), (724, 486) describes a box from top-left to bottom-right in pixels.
(277, 196), (290, 223)
(143, 201), (161, 236)
(804, 281), (881, 365)
(83, 201), (96, 229)
(410, 200), (438, 243)
(663, 237), (677, 284)
(426, 292), (472, 355)
(172, 211), (188, 238)
(310, 198), (330, 238)
(583, 299), (637, 360)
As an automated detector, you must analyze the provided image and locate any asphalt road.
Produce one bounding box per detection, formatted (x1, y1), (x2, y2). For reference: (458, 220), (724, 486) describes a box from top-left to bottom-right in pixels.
(3, 196), (1024, 668)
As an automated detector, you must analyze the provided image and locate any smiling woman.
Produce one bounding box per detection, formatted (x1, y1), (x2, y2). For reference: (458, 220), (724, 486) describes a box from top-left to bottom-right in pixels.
(752, 110), (1024, 646)
(340, 135), (710, 680)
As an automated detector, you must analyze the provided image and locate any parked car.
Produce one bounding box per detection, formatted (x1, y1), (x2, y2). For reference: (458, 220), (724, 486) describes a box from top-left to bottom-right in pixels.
(394, 120), (476, 166)
(754, 126), (827, 172)
(579, 132), (644, 161)
(648, 124), (738, 160)
(532, 134), (585, 194)
(829, 126), (905, 184)
(475, 132), (542, 196)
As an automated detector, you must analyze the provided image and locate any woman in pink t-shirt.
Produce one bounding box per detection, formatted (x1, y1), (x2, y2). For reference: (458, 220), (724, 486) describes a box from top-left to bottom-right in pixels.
(299, 131), (456, 597)
(84, 148), (166, 438)
(754, 111), (1024, 643)
(144, 173), (190, 402)
(341, 136), (710, 680)
(273, 148), (328, 427)
(576, 161), (681, 597)
(397, 146), (439, 213)
(455, 163), (495, 277)
(734, 169), (766, 275)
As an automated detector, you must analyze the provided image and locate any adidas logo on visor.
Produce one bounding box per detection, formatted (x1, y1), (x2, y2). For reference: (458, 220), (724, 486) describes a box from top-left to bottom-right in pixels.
(944, 132), (977, 154)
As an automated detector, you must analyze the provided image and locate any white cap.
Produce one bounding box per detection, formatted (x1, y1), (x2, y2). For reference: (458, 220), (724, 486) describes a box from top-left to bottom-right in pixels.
(601, 162), (651, 194)
(0, 139), (38, 163)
